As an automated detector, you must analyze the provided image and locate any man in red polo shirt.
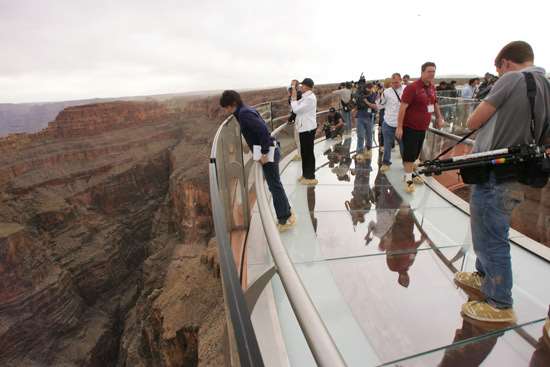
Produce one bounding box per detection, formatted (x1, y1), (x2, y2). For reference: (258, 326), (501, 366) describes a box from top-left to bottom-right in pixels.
(396, 62), (445, 193)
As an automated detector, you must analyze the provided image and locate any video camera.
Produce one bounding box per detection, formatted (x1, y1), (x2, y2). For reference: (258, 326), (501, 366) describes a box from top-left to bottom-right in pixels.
(358, 72), (366, 86)
(475, 73), (499, 100)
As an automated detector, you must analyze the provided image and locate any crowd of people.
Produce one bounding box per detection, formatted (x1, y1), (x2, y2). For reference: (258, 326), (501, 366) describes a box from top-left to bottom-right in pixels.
(219, 40), (550, 337)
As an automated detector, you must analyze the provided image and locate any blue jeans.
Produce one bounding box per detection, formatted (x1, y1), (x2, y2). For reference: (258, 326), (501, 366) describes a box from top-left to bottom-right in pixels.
(470, 173), (523, 308)
(356, 112), (374, 153)
(342, 110), (352, 130)
(262, 148), (292, 224)
(381, 121), (396, 165)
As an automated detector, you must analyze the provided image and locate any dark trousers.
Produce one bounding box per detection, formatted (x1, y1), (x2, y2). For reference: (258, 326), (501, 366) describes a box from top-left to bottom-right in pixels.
(262, 148), (292, 224)
(378, 109), (385, 146)
(299, 129), (316, 179)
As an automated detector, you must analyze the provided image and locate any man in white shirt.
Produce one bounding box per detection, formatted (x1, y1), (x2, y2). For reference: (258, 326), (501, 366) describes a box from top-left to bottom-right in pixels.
(291, 78), (318, 185)
(461, 78), (479, 99)
(379, 73), (404, 172)
(332, 82), (353, 131)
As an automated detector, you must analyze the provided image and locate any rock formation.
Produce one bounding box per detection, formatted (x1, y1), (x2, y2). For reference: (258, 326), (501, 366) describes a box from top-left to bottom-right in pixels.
(0, 84), (340, 367)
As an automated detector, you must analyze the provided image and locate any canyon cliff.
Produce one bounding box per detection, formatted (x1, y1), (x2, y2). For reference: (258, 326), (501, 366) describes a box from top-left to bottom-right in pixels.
(0, 85), (338, 366)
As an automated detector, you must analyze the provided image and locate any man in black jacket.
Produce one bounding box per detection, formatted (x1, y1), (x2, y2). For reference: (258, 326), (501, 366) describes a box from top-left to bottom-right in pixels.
(220, 90), (296, 231)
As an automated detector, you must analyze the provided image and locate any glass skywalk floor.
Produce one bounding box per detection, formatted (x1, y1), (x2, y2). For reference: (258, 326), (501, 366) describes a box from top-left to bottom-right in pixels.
(247, 132), (550, 366)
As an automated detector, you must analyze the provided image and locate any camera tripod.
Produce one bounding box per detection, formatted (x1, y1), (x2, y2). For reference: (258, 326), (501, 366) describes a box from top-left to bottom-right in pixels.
(418, 143), (550, 176)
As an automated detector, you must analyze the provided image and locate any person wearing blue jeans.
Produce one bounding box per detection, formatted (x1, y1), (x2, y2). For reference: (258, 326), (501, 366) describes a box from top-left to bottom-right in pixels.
(454, 41), (550, 323)
(262, 146), (293, 225)
(379, 73), (405, 172)
(220, 90), (296, 232)
(381, 120), (396, 166)
(342, 109), (352, 131)
(470, 173), (522, 309)
(354, 83), (378, 160)
(356, 111), (374, 156)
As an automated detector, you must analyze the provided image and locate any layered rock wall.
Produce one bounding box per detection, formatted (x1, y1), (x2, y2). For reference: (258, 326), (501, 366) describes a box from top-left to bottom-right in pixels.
(0, 85), (341, 367)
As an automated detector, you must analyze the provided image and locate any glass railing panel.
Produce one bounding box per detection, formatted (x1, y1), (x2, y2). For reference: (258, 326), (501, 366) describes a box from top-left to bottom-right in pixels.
(436, 98), (480, 136)
(209, 159), (264, 366)
(436, 89), (463, 98)
(383, 319), (548, 367)
(274, 122), (299, 158)
(255, 102), (272, 123)
(215, 116), (248, 229)
(421, 130), (473, 192)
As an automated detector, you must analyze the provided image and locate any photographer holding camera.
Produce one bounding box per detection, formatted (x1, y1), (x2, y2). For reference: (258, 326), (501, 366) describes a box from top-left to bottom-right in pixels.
(288, 79), (303, 161)
(291, 78), (318, 185)
(354, 82), (378, 160)
(454, 41), (550, 323)
(332, 82), (353, 131)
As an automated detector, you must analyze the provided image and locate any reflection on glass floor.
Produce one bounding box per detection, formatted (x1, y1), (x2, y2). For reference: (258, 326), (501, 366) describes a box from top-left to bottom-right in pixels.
(247, 132), (550, 366)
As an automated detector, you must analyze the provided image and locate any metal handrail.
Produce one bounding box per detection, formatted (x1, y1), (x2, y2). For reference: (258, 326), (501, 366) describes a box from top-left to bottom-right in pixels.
(427, 127), (475, 146)
(210, 101), (341, 365)
(253, 110), (347, 367)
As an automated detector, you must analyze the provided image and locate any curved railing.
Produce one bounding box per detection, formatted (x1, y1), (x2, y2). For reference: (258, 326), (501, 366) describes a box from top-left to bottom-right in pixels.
(208, 94), (339, 365)
(209, 108), (267, 367)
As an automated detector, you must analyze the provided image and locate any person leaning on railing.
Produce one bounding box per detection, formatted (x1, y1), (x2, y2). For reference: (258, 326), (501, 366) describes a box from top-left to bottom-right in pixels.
(219, 90), (297, 232)
(454, 40), (550, 323)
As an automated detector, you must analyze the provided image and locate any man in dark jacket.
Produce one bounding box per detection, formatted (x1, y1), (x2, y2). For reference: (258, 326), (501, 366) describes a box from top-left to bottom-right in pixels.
(220, 90), (296, 231)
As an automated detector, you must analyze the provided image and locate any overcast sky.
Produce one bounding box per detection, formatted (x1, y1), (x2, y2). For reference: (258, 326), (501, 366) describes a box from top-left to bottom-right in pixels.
(1, 0), (549, 103)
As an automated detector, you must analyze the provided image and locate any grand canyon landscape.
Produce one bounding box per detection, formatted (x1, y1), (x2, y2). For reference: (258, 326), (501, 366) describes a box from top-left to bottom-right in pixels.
(0, 85), (337, 367)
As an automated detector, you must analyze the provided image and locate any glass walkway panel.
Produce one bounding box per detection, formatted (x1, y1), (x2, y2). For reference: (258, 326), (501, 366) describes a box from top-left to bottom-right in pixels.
(209, 99), (550, 366)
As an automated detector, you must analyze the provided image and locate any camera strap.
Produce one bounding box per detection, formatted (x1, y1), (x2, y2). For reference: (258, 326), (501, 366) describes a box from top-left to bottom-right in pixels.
(431, 128), (478, 161)
(392, 88), (401, 102)
(523, 72), (537, 144)
(522, 71), (550, 146)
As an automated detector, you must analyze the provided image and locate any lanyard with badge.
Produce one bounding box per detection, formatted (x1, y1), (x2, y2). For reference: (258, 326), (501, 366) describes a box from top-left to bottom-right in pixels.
(424, 85), (435, 113)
